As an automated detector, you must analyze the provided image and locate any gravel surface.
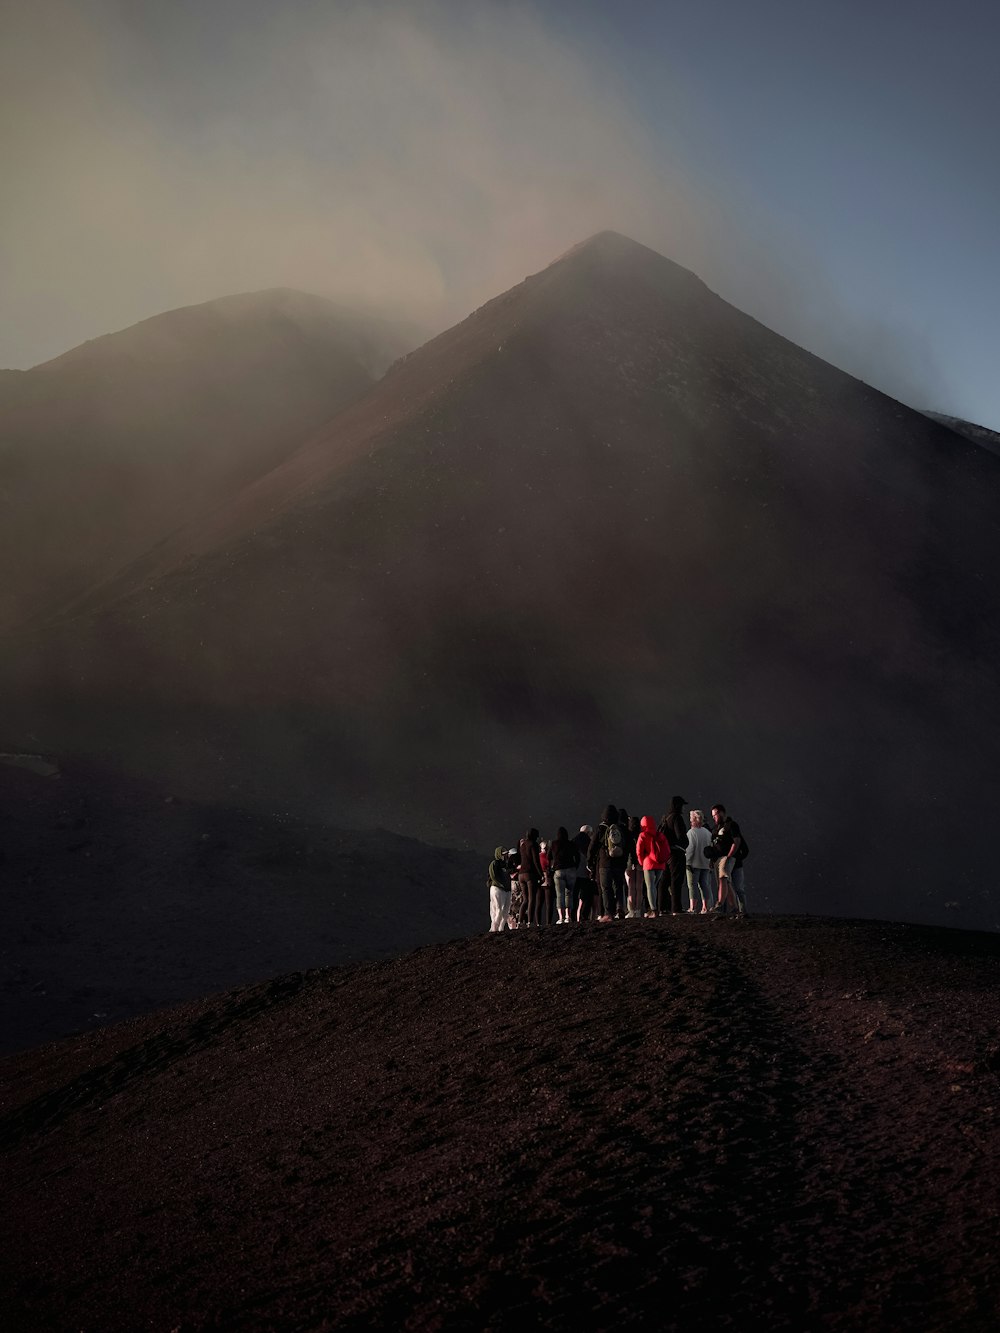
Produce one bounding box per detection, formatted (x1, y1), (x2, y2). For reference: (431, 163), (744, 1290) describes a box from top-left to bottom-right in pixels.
(3, 914), (1000, 1330)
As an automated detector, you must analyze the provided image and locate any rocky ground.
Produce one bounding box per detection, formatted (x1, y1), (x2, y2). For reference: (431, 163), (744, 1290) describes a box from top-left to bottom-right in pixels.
(3, 914), (1000, 1330)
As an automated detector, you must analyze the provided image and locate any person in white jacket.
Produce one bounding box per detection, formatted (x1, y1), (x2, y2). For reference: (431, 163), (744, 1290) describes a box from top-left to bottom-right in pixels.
(685, 810), (714, 914)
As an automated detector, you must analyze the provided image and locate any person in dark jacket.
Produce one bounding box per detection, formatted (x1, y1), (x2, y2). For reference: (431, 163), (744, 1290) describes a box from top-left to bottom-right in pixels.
(574, 825), (595, 921)
(588, 804), (628, 922)
(538, 840), (554, 926)
(710, 804), (748, 918)
(659, 796), (689, 914)
(487, 846), (511, 932)
(625, 814), (643, 917)
(518, 828), (543, 927)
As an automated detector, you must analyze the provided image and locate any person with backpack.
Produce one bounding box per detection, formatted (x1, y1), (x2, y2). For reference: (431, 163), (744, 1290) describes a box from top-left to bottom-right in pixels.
(517, 828), (543, 927)
(659, 796), (689, 914)
(685, 809), (714, 914)
(487, 846), (511, 932)
(635, 815), (670, 916)
(549, 826), (580, 924)
(588, 804), (628, 922)
(710, 804), (749, 918)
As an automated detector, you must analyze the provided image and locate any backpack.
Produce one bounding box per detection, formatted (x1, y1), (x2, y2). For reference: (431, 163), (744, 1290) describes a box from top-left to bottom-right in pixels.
(738, 835), (749, 862)
(605, 823), (624, 858)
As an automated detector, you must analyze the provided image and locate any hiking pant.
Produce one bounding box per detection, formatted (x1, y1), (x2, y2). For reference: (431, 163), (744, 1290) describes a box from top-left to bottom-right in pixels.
(554, 869), (577, 916)
(489, 886), (511, 931)
(625, 864), (642, 913)
(667, 851), (686, 912)
(686, 866), (713, 911)
(598, 865), (626, 917)
(731, 864), (747, 913)
(643, 866), (663, 912)
(576, 875), (596, 920)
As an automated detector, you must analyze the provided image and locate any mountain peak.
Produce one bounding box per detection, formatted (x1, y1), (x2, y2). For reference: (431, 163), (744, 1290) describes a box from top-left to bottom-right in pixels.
(550, 229), (707, 292)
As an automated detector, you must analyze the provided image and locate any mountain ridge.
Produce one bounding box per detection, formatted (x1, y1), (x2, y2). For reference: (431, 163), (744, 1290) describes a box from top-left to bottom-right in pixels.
(6, 231), (1000, 929)
(0, 289), (417, 630)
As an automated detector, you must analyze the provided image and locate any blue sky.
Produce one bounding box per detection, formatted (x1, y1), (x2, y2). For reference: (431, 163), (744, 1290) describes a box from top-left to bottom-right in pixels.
(2, 0), (997, 426)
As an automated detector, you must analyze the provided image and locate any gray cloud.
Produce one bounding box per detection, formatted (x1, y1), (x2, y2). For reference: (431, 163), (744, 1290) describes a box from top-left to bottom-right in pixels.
(0, 0), (948, 410)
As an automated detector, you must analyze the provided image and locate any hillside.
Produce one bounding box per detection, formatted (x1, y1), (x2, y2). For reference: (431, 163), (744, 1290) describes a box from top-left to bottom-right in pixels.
(0, 756), (482, 1056)
(0, 289), (415, 628)
(6, 233), (1000, 929)
(3, 916), (1000, 1329)
(924, 410), (1000, 456)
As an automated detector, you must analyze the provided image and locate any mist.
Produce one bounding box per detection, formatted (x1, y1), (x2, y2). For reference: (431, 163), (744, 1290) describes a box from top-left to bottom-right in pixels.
(1, 0), (945, 409)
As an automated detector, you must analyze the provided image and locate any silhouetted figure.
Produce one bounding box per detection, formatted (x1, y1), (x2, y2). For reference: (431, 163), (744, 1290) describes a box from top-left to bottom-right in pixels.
(549, 826), (580, 924)
(711, 804), (748, 918)
(518, 828), (542, 927)
(588, 805), (627, 922)
(538, 840), (554, 926)
(574, 825), (596, 921)
(660, 796), (689, 914)
(625, 814), (642, 916)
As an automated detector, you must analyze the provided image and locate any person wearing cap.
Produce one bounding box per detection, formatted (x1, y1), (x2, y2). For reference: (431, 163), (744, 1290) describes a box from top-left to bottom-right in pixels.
(659, 795), (689, 914)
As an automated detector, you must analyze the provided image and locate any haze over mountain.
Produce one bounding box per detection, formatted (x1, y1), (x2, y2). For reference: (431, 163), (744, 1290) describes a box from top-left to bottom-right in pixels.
(6, 232), (1000, 929)
(0, 289), (415, 628)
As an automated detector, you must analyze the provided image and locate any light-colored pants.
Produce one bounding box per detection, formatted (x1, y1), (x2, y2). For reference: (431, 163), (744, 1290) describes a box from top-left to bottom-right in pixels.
(553, 868), (577, 914)
(686, 865), (713, 910)
(643, 866), (663, 912)
(625, 864), (641, 911)
(489, 885), (511, 931)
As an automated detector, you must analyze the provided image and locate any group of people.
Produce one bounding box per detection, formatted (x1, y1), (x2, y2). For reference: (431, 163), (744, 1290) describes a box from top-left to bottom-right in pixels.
(486, 797), (749, 932)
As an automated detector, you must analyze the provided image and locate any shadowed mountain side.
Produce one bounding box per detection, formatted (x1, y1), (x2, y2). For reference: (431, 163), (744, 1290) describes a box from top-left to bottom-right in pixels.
(0, 289), (416, 629)
(3, 917), (1000, 1330)
(6, 233), (1000, 928)
(924, 410), (1000, 457)
(0, 760), (483, 1056)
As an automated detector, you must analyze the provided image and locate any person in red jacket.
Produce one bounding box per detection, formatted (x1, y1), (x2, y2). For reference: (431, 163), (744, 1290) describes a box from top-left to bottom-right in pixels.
(635, 815), (671, 917)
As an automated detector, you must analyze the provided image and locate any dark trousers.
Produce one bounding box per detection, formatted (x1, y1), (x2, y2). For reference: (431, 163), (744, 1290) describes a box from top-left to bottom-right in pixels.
(667, 852), (686, 913)
(598, 865), (627, 917)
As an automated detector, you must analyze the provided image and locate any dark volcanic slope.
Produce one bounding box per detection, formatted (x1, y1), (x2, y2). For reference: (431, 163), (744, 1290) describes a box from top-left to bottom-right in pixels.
(924, 410), (1000, 456)
(3, 917), (1000, 1330)
(7, 233), (1000, 927)
(0, 289), (414, 628)
(0, 758), (482, 1056)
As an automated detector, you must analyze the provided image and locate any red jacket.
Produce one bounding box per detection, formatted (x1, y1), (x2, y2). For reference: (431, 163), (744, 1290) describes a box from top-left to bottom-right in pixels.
(636, 815), (670, 870)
